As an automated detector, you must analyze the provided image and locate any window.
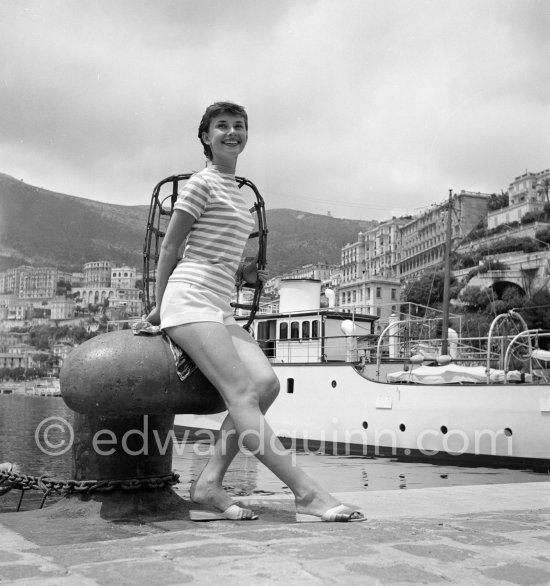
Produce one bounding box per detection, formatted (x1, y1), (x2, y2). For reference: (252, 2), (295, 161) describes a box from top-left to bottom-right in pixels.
(280, 322), (288, 340)
(391, 288), (396, 300)
(311, 320), (319, 338)
(376, 287), (382, 298)
(302, 321), (310, 339)
(291, 321), (300, 339)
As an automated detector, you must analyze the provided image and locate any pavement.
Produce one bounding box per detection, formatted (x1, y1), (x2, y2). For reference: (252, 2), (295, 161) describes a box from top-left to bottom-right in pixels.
(0, 482), (549, 585)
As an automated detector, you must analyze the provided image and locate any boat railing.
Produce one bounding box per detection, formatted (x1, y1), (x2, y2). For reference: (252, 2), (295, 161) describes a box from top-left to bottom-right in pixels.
(369, 319), (550, 383)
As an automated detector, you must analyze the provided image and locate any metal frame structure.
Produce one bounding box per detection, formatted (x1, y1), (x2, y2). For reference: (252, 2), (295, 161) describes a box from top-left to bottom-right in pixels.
(143, 173), (267, 331)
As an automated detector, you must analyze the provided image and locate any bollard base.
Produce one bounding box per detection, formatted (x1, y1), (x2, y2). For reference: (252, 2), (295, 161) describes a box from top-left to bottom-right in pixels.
(0, 488), (193, 545)
(68, 487), (191, 522)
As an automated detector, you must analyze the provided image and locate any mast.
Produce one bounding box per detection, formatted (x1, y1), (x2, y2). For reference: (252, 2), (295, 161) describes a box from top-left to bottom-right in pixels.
(441, 189), (453, 355)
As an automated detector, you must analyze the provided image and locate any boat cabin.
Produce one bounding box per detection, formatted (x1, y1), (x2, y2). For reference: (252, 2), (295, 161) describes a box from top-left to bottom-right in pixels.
(238, 279), (378, 363)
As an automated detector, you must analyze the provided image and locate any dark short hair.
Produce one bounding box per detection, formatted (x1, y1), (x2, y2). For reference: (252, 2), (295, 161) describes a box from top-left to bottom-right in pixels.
(198, 102), (248, 160)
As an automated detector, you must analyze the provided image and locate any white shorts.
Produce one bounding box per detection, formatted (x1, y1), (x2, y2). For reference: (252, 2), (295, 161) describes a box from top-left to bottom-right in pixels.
(160, 281), (238, 329)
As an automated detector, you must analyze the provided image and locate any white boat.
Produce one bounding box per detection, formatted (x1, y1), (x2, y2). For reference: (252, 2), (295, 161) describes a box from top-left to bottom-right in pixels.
(175, 278), (550, 470)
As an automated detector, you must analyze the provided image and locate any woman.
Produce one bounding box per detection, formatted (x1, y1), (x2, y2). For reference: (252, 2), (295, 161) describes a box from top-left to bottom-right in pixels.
(147, 101), (363, 523)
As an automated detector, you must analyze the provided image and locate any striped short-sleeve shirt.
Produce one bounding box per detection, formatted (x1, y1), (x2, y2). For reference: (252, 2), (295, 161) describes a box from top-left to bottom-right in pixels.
(167, 167), (255, 297)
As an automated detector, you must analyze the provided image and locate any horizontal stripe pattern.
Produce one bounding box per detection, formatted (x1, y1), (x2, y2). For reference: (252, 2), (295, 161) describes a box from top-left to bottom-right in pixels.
(168, 167), (255, 297)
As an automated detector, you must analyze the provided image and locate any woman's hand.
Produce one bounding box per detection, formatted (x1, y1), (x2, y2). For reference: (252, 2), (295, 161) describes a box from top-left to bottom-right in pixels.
(145, 306), (161, 326)
(256, 268), (269, 284)
(242, 263), (269, 285)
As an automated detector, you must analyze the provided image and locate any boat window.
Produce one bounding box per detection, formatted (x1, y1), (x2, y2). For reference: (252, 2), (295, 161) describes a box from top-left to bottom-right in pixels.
(280, 322), (288, 340)
(312, 320), (319, 338)
(291, 321), (300, 339)
(302, 321), (310, 339)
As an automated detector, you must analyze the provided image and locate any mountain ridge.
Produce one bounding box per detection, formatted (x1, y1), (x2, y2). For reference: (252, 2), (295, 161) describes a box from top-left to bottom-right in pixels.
(0, 172), (376, 276)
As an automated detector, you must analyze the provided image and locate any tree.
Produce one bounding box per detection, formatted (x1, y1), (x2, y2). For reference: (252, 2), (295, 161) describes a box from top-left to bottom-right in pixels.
(10, 367), (25, 381)
(521, 289), (550, 330)
(404, 270), (458, 309)
(56, 279), (72, 296)
(459, 285), (492, 312)
(487, 192), (509, 212)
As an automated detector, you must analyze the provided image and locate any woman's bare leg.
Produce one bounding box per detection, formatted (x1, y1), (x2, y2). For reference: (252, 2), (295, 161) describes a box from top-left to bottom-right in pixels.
(166, 322), (342, 516)
(188, 325), (279, 511)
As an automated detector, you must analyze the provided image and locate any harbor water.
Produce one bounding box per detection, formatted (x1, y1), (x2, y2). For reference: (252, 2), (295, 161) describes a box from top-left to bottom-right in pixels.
(1, 394), (548, 512)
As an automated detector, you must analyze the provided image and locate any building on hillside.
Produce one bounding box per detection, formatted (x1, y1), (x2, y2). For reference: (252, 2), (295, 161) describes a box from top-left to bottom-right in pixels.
(0, 297), (9, 324)
(111, 266), (137, 289)
(52, 342), (74, 369)
(107, 287), (143, 317)
(1, 298), (35, 322)
(49, 296), (76, 320)
(364, 218), (409, 277)
(0, 353), (26, 370)
(83, 261), (114, 288)
(70, 272), (84, 287)
(75, 263), (141, 314)
(283, 263), (339, 281)
(338, 274), (401, 331)
(397, 190), (489, 281)
(8, 343), (35, 359)
(75, 287), (115, 307)
(0, 331), (31, 351)
(337, 228), (402, 330)
(341, 233), (368, 288)
(488, 168), (550, 229)
(0, 266), (71, 299)
(263, 263), (339, 299)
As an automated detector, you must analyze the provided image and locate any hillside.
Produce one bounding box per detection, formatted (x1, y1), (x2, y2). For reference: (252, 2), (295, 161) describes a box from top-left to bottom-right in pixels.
(0, 173), (376, 276)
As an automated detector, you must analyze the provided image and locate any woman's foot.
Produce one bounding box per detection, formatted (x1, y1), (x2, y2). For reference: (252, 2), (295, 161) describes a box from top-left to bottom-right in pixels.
(189, 476), (257, 521)
(189, 476), (234, 511)
(294, 487), (364, 522)
(296, 504), (364, 523)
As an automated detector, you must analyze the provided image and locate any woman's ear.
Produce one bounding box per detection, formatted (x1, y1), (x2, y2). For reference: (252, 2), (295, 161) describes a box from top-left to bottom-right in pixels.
(201, 131), (210, 145)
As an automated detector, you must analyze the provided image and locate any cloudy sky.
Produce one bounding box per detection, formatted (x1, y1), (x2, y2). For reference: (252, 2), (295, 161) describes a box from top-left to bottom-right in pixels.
(1, 0), (549, 221)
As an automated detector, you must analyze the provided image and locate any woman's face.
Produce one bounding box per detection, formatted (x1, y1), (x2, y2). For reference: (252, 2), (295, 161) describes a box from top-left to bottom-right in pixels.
(202, 113), (248, 164)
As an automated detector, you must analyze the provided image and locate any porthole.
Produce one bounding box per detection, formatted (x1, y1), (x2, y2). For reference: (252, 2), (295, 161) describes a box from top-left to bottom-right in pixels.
(504, 428), (513, 437)
(362, 421), (368, 430)
(399, 423), (406, 432)
(331, 380), (337, 388)
(440, 426), (448, 435)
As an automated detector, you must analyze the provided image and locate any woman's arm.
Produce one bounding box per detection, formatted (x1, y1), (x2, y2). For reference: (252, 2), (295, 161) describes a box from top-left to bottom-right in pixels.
(146, 209), (195, 325)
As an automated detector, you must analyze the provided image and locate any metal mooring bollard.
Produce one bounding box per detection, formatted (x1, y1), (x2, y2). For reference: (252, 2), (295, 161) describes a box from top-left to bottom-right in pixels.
(59, 330), (225, 512)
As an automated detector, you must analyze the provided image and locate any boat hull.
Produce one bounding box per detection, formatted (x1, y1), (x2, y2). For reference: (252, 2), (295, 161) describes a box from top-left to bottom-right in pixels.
(175, 362), (550, 469)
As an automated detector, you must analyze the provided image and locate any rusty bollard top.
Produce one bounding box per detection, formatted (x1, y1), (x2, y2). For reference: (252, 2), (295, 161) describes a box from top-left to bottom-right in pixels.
(60, 329), (225, 417)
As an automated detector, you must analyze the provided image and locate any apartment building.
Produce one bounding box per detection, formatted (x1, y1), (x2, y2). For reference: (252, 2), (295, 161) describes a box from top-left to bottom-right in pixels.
(0, 266), (72, 299)
(364, 218), (409, 277)
(397, 191), (489, 281)
(111, 266), (137, 289)
(488, 168), (550, 229)
(338, 230), (401, 329)
(83, 261), (114, 287)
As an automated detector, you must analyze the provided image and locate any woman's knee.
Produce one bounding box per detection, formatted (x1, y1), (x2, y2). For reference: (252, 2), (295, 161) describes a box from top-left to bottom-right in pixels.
(258, 373), (280, 411)
(224, 381), (261, 412)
